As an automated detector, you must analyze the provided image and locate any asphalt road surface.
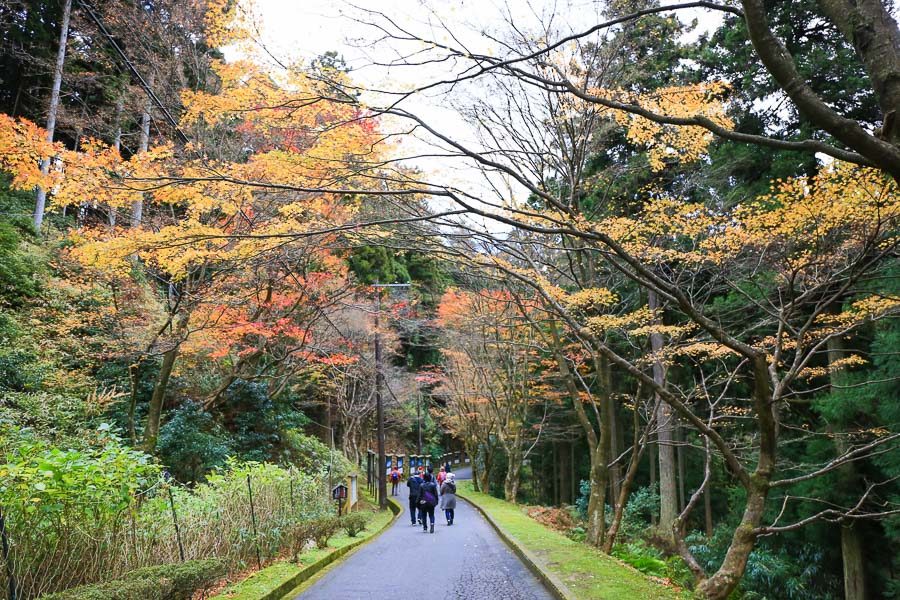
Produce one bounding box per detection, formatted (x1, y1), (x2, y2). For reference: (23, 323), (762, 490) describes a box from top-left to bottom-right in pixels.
(294, 466), (554, 600)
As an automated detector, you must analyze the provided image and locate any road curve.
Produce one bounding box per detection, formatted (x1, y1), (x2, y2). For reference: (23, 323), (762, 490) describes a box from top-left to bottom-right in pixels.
(294, 467), (554, 600)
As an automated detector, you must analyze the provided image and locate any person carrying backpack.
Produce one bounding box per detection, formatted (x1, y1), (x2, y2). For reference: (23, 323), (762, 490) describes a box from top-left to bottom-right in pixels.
(440, 472), (457, 525)
(390, 466), (400, 496)
(407, 470), (423, 525)
(418, 472), (439, 533)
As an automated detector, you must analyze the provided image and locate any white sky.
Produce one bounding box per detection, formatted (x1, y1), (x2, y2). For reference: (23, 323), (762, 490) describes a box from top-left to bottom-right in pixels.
(229, 1), (725, 229)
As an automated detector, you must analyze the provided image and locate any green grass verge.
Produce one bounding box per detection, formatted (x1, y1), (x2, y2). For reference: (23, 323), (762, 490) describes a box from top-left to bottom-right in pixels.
(211, 500), (395, 600)
(457, 481), (686, 600)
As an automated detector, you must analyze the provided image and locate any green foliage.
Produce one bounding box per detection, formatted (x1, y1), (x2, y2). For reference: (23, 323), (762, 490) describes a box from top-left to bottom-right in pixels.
(40, 577), (171, 600)
(219, 380), (307, 463)
(346, 245), (410, 285)
(340, 512), (369, 537)
(41, 558), (226, 600)
(612, 541), (668, 577)
(565, 525), (586, 542)
(0, 428), (157, 519)
(282, 429), (354, 479)
(122, 558), (227, 599)
(157, 401), (230, 482)
(688, 526), (839, 599)
(310, 516), (341, 548)
(0, 178), (41, 306)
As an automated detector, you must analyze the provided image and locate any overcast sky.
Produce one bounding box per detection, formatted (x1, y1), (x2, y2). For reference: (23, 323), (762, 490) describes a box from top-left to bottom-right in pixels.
(229, 1), (726, 228)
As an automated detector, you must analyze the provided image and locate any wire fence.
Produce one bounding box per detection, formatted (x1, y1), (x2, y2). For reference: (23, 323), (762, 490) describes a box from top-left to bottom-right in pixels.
(0, 463), (331, 600)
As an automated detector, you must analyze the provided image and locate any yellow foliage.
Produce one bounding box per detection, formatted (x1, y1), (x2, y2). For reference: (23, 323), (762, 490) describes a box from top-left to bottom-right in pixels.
(563, 287), (618, 312)
(591, 83), (733, 171)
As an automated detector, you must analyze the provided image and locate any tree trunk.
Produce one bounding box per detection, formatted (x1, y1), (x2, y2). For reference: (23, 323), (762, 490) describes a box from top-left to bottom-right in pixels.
(109, 95), (124, 227)
(697, 484), (768, 598)
(33, 0), (72, 230)
(479, 443), (494, 493)
(570, 442), (576, 504)
(607, 399), (622, 503)
(504, 447), (522, 503)
(841, 524), (867, 600)
(676, 425), (686, 510)
(143, 310), (188, 452)
(815, 0), (900, 146)
(467, 441), (480, 492)
(603, 401), (648, 553)
(130, 84), (152, 228)
(649, 290), (678, 544)
(143, 345), (178, 452)
(552, 443), (560, 505)
(827, 322), (868, 599)
(585, 447), (608, 547)
(649, 435), (657, 526)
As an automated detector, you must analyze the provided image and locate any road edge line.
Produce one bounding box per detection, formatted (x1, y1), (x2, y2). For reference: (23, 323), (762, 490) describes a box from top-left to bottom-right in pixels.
(271, 495), (402, 600)
(457, 491), (574, 600)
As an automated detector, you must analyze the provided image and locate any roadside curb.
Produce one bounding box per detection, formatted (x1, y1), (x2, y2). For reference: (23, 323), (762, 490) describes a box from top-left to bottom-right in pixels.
(260, 496), (402, 600)
(457, 491), (574, 600)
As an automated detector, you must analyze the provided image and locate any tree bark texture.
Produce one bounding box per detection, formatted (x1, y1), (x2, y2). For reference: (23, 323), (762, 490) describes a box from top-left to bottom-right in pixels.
(649, 290), (678, 544)
(33, 0), (72, 230)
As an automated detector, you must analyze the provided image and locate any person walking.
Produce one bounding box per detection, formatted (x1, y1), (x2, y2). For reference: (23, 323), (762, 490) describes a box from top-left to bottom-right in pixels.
(390, 466), (400, 496)
(418, 472), (439, 533)
(407, 470), (423, 525)
(440, 472), (457, 525)
(436, 465), (447, 488)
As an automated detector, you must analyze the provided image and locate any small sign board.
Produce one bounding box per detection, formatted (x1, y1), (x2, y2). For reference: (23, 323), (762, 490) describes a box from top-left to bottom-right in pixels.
(332, 483), (348, 500)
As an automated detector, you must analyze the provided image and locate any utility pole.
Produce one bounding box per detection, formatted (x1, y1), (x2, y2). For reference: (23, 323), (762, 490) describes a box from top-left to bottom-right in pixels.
(372, 282), (410, 509)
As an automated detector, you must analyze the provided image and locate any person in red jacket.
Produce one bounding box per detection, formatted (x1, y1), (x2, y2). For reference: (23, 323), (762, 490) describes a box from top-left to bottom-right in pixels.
(390, 466), (400, 496)
(436, 465), (447, 487)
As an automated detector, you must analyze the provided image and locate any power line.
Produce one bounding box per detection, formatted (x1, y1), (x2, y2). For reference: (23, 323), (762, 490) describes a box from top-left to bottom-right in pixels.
(75, 0), (190, 144)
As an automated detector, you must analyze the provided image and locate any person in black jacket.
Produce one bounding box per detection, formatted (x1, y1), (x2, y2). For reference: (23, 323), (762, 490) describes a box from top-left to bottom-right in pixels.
(418, 472), (439, 533)
(406, 471), (424, 525)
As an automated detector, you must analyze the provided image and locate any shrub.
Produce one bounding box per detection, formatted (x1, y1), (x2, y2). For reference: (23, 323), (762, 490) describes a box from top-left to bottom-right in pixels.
(123, 558), (227, 599)
(341, 512), (369, 537)
(156, 401), (230, 482)
(565, 525), (586, 542)
(612, 541), (667, 577)
(40, 577), (172, 600)
(311, 516), (341, 549)
(288, 521), (319, 562)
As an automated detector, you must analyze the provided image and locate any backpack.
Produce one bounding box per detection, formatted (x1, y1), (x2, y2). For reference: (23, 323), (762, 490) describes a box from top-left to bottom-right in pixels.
(420, 485), (437, 507)
(390, 471), (399, 482)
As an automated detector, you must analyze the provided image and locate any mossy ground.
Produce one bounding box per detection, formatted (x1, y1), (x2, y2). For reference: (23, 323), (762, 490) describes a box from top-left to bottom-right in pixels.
(457, 481), (687, 600)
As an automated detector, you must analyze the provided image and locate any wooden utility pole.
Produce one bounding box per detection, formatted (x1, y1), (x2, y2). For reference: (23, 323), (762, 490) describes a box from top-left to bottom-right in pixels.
(417, 391), (423, 455)
(372, 283), (411, 509)
(374, 289), (386, 508)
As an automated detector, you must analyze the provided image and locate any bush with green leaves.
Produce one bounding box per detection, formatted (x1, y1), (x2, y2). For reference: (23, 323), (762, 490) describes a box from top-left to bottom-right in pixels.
(0, 431), (331, 598)
(341, 512), (369, 537)
(39, 577), (171, 600)
(688, 526), (840, 599)
(0, 427), (158, 598)
(612, 541), (668, 577)
(282, 429), (355, 479)
(40, 558), (226, 600)
(122, 558), (226, 599)
(311, 516), (342, 549)
(156, 401), (230, 482)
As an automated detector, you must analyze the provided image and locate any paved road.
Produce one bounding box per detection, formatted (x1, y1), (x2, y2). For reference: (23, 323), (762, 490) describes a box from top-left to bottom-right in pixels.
(295, 466), (554, 600)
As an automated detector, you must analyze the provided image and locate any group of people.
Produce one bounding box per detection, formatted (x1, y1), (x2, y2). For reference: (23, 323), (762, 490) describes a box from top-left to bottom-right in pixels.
(402, 465), (457, 533)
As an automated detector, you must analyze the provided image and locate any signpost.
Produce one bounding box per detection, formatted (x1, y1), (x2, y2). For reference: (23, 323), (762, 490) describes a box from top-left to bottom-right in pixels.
(332, 483), (348, 516)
